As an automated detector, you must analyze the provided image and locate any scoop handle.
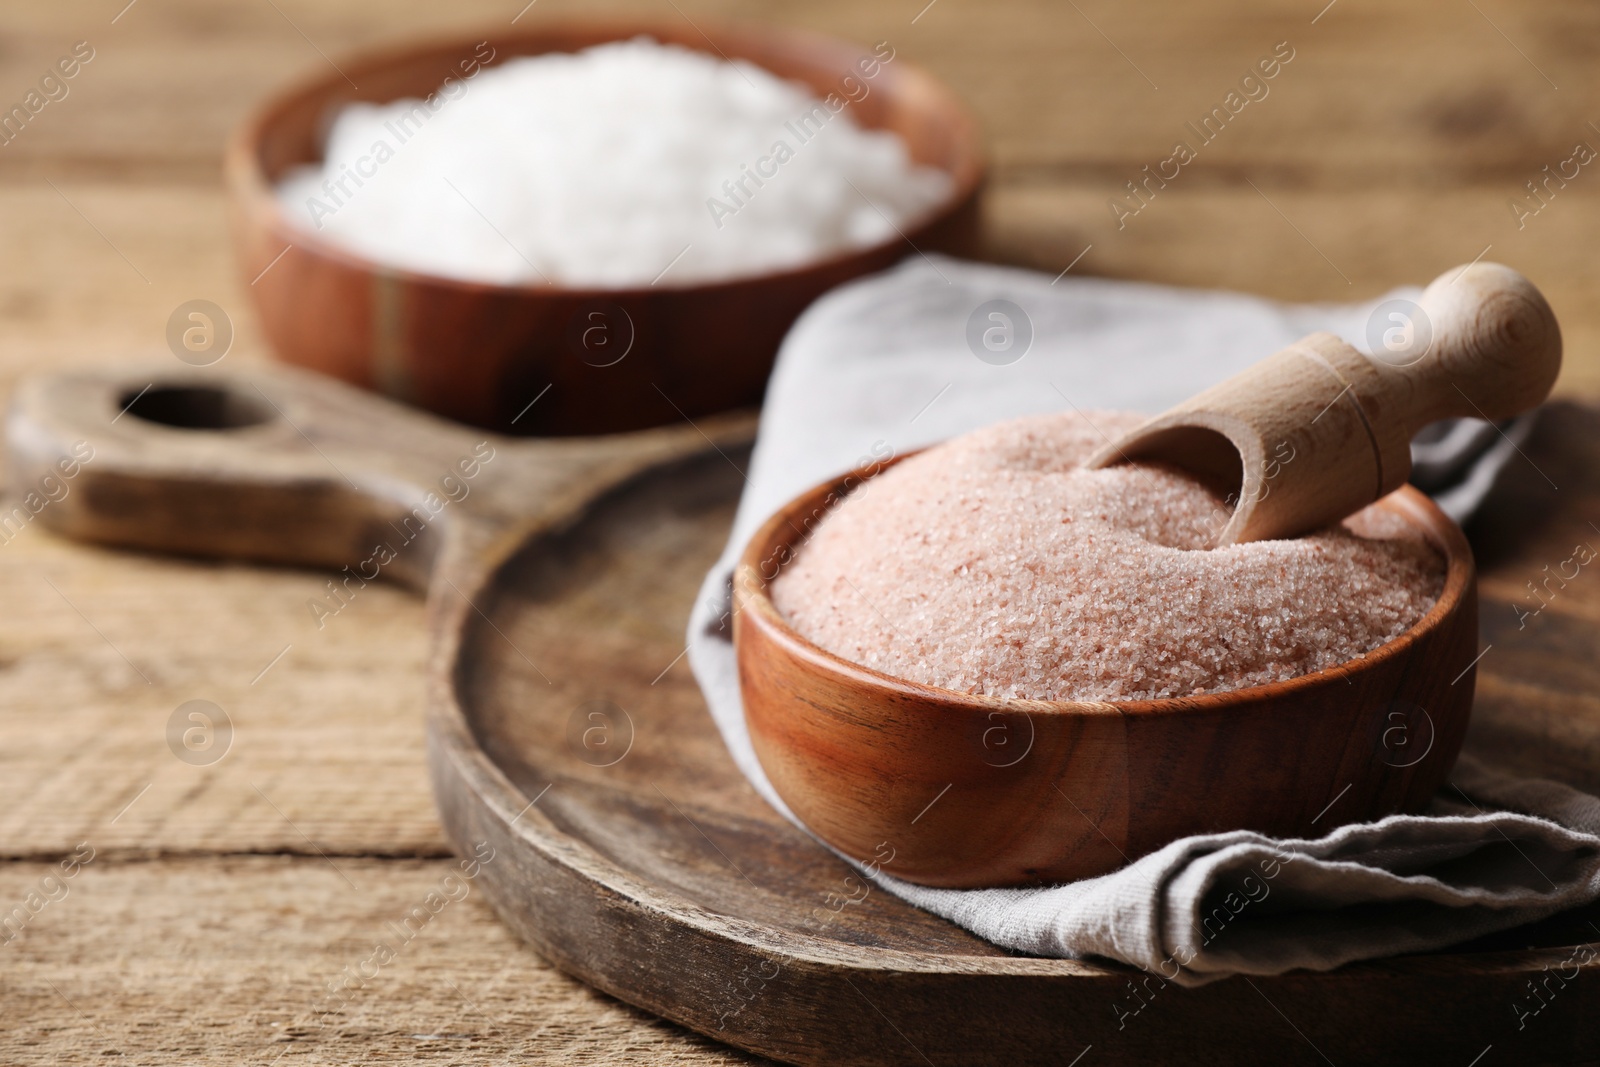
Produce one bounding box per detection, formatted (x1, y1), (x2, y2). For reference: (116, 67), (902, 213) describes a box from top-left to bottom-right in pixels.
(1083, 261), (1562, 545)
(1378, 261), (1562, 431)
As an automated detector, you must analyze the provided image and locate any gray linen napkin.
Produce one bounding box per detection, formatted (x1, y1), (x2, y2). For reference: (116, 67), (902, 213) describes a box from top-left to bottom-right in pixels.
(687, 256), (1600, 984)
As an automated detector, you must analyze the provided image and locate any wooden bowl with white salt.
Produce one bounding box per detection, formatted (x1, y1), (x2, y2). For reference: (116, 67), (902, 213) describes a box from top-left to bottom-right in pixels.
(734, 453), (1478, 889)
(225, 20), (982, 435)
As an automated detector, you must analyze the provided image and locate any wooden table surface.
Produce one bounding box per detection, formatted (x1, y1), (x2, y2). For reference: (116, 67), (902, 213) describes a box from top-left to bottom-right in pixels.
(3, 0), (1598, 1062)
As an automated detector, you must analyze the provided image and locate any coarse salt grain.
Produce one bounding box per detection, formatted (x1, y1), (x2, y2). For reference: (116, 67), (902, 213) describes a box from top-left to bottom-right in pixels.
(771, 411), (1446, 702)
(275, 38), (953, 287)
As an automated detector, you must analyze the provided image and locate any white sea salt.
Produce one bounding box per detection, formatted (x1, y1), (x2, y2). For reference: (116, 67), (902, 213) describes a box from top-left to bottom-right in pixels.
(275, 38), (954, 287)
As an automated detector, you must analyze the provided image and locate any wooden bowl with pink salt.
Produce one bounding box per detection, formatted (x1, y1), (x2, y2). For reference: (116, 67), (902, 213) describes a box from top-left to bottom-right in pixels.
(732, 412), (1477, 889)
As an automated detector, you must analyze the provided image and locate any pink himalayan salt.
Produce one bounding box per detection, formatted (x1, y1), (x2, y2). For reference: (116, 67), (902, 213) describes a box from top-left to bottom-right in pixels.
(771, 411), (1445, 702)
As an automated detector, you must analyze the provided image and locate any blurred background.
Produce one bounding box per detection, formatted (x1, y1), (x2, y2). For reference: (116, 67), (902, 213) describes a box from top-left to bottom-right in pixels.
(7, 1), (1598, 387)
(2, 0), (1596, 1062)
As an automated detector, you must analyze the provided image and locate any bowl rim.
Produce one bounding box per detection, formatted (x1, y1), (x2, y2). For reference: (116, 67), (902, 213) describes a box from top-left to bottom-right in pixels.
(734, 446), (1476, 718)
(223, 17), (987, 297)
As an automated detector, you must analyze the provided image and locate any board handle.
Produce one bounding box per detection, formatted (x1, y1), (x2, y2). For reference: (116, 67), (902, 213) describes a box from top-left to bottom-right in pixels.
(7, 365), (732, 587)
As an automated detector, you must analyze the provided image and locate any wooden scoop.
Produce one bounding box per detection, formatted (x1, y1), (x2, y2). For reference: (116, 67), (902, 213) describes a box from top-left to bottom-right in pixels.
(1083, 262), (1562, 544)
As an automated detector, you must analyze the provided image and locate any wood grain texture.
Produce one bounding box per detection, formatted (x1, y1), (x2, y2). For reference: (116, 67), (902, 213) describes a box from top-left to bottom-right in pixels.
(2, 0), (1600, 1062)
(0, 857), (763, 1066)
(4, 0), (1599, 191)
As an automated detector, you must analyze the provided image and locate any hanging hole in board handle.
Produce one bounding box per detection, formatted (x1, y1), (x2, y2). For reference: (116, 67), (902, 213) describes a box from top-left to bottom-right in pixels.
(120, 384), (277, 431)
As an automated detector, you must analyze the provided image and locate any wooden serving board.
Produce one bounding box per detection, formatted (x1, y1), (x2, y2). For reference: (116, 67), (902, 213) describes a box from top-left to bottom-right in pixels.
(13, 365), (1600, 1066)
